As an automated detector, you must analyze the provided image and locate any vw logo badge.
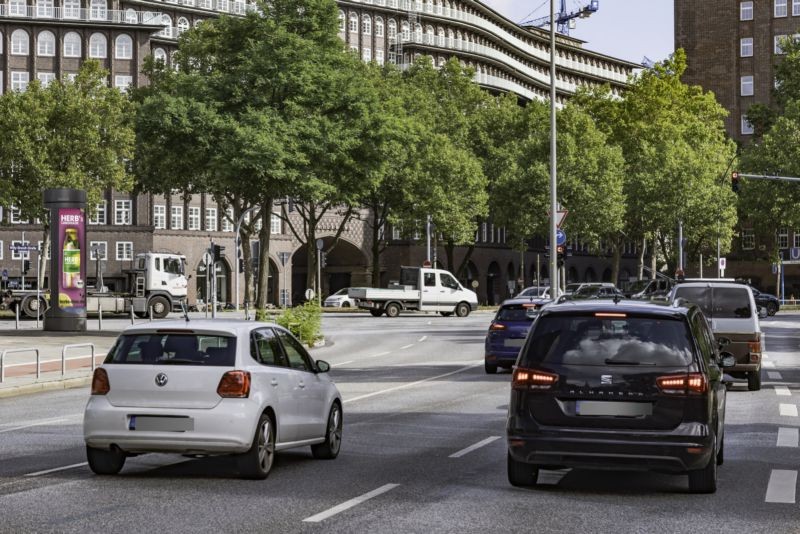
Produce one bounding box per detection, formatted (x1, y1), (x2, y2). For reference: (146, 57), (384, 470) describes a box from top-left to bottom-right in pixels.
(155, 372), (168, 387)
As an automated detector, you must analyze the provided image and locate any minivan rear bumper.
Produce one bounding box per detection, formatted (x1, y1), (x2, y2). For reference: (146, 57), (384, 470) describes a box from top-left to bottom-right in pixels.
(507, 422), (714, 473)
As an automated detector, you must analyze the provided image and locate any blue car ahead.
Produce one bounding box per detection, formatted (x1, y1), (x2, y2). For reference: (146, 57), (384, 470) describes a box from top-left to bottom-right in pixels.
(484, 298), (544, 374)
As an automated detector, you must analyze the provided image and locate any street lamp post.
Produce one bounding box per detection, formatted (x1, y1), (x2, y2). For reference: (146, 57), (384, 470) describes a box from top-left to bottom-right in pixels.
(549, 0), (559, 300)
(234, 206), (258, 312)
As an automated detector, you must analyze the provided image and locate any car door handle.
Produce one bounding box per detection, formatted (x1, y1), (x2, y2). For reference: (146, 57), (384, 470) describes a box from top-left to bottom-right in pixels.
(270, 379), (278, 387)
(440, 290), (446, 293)
(298, 382), (305, 389)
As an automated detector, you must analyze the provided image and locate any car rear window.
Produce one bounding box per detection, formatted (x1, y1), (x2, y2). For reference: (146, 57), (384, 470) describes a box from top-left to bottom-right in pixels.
(674, 287), (752, 319)
(105, 333), (237, 366)
(519, 314), (694, 367)
(496, 305), (538, 322)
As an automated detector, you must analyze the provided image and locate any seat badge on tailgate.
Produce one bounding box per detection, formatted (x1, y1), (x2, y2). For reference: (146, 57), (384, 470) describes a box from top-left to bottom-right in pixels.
(600, 375), (613, 385)
(155, 372), (168, 387)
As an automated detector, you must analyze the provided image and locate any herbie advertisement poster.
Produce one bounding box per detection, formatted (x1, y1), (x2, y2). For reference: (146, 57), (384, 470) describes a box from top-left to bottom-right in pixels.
(57, 208), (86, 313)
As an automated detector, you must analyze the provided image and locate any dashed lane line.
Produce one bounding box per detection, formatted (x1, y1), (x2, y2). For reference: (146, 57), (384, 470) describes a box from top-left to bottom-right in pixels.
(419, 336), (427, 342)
(24, 463), (88, 477)
(777, 428), (799, 448)
(0, 415), (82, 434)
(343, 362), (481, 404)
(449, 436), (501, 458)
(775, 386), (792, 396)
(331, 361), (354, 367)
(768, 371), (784, 380)
(779, 404), (798, 417)
(765, 470), (797, 504)
(302, 483), (400, 523)
(399, 344), (414, 350)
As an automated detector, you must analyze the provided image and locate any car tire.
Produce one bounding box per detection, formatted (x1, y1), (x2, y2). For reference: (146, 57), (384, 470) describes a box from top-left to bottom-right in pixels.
(237, 413), (275, 480)
(748, 369), (761, 391)
(149, 296), (171, 319)
(485, 362), (498, 374)
(311, 402), (342, 460)
(455, 302), (470, 318)
(369, 309), (383, 317)
(716, 437), (724, 466)
(86, 445), (126, 475)
(440, 312), (453, 317)
(21, 295), (46, 319)
(767, 302), (778, 316)
(341, 301), (350, 308)
(688, 438), (718, 494)
(507, 452), (538, 487)
(385, 303), (401, 318)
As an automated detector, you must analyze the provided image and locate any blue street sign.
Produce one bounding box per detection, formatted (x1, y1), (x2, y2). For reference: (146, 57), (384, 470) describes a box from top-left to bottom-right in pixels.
(556, 229), (567, 246)
(1, 269), (7, 281)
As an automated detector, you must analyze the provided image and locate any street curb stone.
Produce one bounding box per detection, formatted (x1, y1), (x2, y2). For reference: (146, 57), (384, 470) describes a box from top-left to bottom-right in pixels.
(0, 375), (91, 399)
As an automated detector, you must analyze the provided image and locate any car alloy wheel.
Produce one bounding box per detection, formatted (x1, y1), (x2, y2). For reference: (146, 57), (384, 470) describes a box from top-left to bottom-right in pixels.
(312, 403), (343, 459)
(238, 413), (275, 479)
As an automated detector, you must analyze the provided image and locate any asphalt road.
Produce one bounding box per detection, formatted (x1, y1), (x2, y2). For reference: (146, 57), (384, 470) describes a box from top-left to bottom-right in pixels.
(0, 311), (799, 533)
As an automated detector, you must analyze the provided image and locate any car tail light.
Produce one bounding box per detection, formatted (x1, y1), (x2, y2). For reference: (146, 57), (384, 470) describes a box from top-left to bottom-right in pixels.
(748, 340), (762, 354)
(512, 368), (558, 390)
(217, 371), (251, 398)
(91, 368), (110, 395)
(490, 323), (506, 331)
(657, 373), (707, 395)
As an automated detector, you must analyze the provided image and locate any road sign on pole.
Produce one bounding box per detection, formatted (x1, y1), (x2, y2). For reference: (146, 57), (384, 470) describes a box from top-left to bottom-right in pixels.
(556, 229), (567, 246)
(547, 210), (569, 228)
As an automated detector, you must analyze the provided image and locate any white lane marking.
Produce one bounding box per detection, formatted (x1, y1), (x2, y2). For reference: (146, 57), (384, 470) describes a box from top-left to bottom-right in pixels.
(449, 436), (501, 458)
(344, 362), (481, 404)
(302, 483), (400, 523)
(765, 470), (797, 503)
(419, 336), (427, 342)
(371, 351), (390, 358)
(763, 361), (776, 369)
(775, 386), (792, 396)
(768, 371), (784, 380)
(24, 462), (88, 477)
(0, 415), (82, 433)
(763, 353), (770, 359)
(777, 428), (799, 448)
(331, 361), (354, 367)
(399, 344), (414, 350)
(779, 404), (798, 417)
(427, 321), (432, 325)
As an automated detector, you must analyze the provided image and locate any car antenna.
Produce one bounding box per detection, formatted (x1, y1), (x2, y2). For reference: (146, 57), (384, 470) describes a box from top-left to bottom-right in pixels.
(181, 301), (190, 323)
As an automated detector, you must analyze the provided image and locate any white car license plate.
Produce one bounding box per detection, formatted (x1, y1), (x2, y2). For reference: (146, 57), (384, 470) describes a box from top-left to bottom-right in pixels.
(575, 401), (652, 417)
(129, 415), (194, 432)
(504, 338), (526, 348)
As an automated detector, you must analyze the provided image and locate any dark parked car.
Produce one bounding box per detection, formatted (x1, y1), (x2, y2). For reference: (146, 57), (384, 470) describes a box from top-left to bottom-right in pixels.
(624, 278), (673, 299)
(751, 288), (779, 316)
(507, 299), (733, 493)
(485, 299), (545, 374)
(569, 284), (625, 300)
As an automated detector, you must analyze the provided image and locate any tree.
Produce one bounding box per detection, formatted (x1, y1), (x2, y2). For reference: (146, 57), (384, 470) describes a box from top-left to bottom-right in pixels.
(0, 61), (134, 286)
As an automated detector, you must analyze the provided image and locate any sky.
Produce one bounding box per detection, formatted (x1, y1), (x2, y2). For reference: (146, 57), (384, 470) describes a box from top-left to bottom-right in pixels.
(481, 0), (674, 64)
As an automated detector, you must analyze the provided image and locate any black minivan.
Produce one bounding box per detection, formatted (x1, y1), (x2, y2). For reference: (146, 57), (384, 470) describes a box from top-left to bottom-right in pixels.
(506, 300), (734, 493)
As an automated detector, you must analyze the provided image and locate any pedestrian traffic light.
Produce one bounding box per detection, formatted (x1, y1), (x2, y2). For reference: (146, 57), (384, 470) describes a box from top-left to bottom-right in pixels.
(22, 260), (30, 275)
(213, 244), (225, 263)
(732, 171), (740, 193)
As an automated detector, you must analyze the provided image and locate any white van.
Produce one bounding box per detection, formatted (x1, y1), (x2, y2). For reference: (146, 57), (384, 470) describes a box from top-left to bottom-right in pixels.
(669, 282), (762, 390)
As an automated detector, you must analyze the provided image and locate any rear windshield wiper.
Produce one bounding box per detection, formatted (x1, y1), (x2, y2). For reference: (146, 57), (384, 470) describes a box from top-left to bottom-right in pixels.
(155, 359), (199, 365)
(603, 359), (655, 366)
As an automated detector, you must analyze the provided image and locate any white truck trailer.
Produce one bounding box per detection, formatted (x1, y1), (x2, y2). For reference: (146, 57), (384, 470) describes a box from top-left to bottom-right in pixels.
(350, 266), (478, 318)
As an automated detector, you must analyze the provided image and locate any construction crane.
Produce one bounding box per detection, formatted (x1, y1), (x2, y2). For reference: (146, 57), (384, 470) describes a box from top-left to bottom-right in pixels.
(522, 0), (599, 36)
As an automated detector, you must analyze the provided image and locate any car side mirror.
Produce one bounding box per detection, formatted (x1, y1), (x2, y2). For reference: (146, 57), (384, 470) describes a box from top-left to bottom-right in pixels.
(716, 336), (732, 349)
(718, 352), (736, 369)
(316, 360), (331, 373)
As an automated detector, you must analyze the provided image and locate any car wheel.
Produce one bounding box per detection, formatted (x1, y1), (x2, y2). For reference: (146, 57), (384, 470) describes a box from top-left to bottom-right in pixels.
(86, 445), (126, 475)
(440, 312), (453, 317)
(688, 437), (718, 494)
(312, 402), (343, 460)
(455, 302), (470, 318)
(748, 369), (761, 391)
(767, 302), (778, 316)
(238, 413), (275, 480)
(507, 452), (538, 487)
(385, 303), (401, 318)
(341, 301), (351, 308)
(149, 296), (171, 319)
(716, 437), (724, 466)
(485, 361), (498, 374)
(369, 309), (383, 317)
(21, 296), (46, 319)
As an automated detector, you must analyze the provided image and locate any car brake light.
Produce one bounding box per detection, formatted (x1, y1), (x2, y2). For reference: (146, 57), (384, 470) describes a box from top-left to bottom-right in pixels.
(91, 368), (110, 395)
(748, 341), (762, 353)
(490, 323), (506, 331)
(512, 368), (558, 390)
(217, 370), (251, 398)
(595, 312), (626, 318)
(657, 373), (707, 394)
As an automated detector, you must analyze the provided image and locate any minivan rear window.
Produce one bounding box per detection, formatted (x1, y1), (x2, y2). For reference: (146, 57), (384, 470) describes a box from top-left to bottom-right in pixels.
(674, 287), (751, 319)
(519, 314), (693, 367)
(105, 334), (236, 366)
(496, 305), (538, 322)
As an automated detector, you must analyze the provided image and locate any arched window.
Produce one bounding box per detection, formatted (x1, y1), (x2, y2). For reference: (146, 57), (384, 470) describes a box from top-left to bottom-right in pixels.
(177, 17), (190, 34)
(124, 8), (137, 23)
(161, 14), (172, 27)
(348, 13), (358, 33)
(447, 28), (454, 47)
(88, 33), (107, 58)
(11, 30), (29, 56)
(338, 10), (345, 32)
(375, 17), (384, 38)
(414, 24), (423, 42)
(89, 0), (107, 20)
(401, 21), (410, 41)
(63, 32), (81, 57)
(437, 56), (446, 68)
(37, 31), (56, 56)
(388, 19), (397, 40)
(115, 34), (132, 59)
(153, 47), (167, 64)
(436, 27), (445, 47)
(362, 14), (371, 35)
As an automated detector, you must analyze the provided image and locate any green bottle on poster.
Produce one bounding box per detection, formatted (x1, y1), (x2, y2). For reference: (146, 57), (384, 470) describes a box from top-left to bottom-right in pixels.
(63, 228), (80, 289)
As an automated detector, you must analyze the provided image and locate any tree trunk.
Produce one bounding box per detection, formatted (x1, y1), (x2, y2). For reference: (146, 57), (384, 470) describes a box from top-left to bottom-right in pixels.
(611, 240), (621, 286)
(370, 207), (382, 287)
(254, 197), (273, 310)
(241, 232), (253, 306)
(637, 237), (646, 280)
(445, 240), (455, 273)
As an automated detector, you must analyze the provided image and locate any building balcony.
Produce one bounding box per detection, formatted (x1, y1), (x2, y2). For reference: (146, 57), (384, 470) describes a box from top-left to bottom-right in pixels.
(0, 4), (164, 25)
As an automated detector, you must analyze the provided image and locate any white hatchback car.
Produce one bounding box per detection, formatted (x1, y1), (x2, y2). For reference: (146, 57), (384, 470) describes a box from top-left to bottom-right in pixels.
(84, 320), (342, 479)
(323, 288), (356, 308)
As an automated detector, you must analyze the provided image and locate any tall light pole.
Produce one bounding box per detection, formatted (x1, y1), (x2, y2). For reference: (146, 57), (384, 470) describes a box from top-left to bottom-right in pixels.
(234, 206), (258, 312)
(549, 0), (559, 300)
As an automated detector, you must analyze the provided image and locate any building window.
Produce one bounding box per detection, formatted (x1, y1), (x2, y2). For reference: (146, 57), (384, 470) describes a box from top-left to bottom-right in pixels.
(89, 201), (107, 225)
(270, 213), (282, 234)
(116, 242), (133, 261)
(362, 14), (371, 35)
(481, 222), (487, 242)
(171, 205), (184, 230)
(363, 47), (371, 61)
(124, 8), (138, 23)
(9, 206), (28, 224)
(89, 33), (107, 58)
(778, 228), (789, 249)
(9, 0), (25, 15)
(90, 0), (107, 20)
(741, 115), (754, 135)
(37, 72), (56, 87)
(63, 32), (81, 57)
(338, 10), (345, 32)
(775, 34), (788, 54)
(11, 72), (29, 92)
(114, 200), (132, 225)
(37, 31), (56, 57)
(11, 30), (29, 56)
(795, 230), (800, 248)
(742, 229), (755, 250)
(115, 34), (133, 59)
(388, 19), (397, 40)
(11, 240), (30, 261)
(776, 0), (788, 17)
(349, 13), (358, 33)
(205, 207), (217, 231)
(114, 75), (133, 92)
(153, 47), (167, 65)
(63, 0), (80, 18)
(376, 49), (384, 65)
(153, 205), (166, 229)
(177, 17), (190, 34)
(794, 0), (800, 15)
(392, 226), (401, 240)
(222, 208), (234, 232)
(188, 207), (201, 230)
(741, 75), (754, 96)
(376, 17), (384, 37)
(89, 241), (107, 260)
(741, 1), (753, 20)
(740, 37), (753, 57)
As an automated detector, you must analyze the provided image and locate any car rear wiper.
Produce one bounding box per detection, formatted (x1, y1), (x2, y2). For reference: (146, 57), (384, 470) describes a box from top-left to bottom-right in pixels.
(603, 359), (656, 366)
(155, 359), (198, 365)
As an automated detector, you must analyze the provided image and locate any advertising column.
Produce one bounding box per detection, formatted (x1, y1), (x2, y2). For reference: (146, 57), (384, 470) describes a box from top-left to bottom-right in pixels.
(44, 189), (87, 332)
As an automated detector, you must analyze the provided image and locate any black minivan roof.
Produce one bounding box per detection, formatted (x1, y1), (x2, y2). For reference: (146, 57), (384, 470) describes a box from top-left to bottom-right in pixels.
(540, 299), (691, 320)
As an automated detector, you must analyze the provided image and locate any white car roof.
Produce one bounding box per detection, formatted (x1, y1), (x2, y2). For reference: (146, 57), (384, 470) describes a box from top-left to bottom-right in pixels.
(675, 282), (751, 290)
(122, 319), (275, 336)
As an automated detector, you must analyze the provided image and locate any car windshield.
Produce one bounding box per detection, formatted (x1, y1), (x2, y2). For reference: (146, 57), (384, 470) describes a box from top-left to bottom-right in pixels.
(496, 305), (538, 322)
(332, 288), (349, 296)
(628, 280), (651, 293)
(674, 287), (752, 319)
(574, 286), (601, 297)
(565, 284), (582, 294)
(518, 287), (546, 297)
(519, 314), (693, 367)
(105, 333), (237, 366)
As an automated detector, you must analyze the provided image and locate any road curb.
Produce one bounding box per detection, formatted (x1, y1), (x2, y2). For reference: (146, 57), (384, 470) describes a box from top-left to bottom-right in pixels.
(0, 375), (91, 399)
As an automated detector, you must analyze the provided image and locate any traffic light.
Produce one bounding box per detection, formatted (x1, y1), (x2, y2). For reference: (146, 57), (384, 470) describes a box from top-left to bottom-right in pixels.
(22, 260), (30, 275)
(320, 251), (327, 268)
(556, 246), (565, 268)
(238, 259), (245, 273)
(732, 171), (740, 193)
(212, 244), (225, 263)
